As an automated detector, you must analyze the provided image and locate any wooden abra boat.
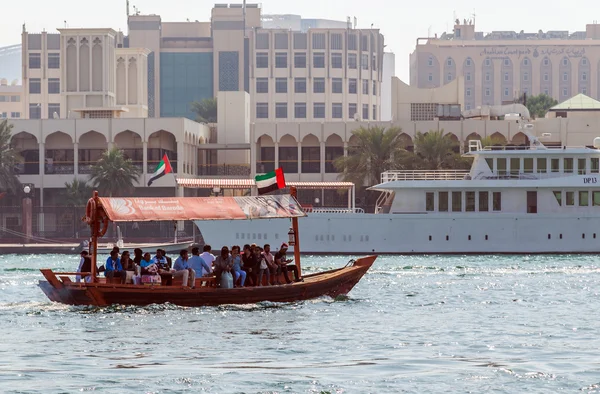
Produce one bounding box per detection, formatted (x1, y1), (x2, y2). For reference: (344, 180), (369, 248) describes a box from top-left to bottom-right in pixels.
(39, 188), (376, 307)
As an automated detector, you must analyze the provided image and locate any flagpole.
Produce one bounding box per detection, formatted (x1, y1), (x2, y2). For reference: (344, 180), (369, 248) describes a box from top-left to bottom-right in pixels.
(172, 159), (178, 244)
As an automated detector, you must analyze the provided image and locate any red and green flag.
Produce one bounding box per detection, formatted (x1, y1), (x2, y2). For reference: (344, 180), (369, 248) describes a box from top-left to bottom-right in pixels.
(147, 154), (173, 186)
(255, 168), (286, 195)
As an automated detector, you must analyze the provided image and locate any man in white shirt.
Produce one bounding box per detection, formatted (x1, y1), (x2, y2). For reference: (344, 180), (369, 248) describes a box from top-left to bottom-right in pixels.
(76, 251), (87, 282)
(199, 245), (215, 274)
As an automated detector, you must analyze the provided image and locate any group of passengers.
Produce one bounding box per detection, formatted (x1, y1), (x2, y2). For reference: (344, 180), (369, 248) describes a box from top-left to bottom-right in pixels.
(76, 242), (301, 288)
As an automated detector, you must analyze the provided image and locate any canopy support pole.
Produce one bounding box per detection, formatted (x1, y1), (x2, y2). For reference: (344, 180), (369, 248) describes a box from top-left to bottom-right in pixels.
(290, 186), (302, 278)
(90, 191), (100, 282)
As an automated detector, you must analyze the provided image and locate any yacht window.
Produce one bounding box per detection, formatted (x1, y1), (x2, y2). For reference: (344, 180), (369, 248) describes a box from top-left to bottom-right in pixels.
(537, 158), (547, 173)
(493, 192), (502, 211)
(594, 191), (600, 206)
(497, 158), (507, 177)
(592, 158), (599, 173)
(553, 191), (562, 206)
(580, 191), (589, 206)
(439, 191), (449, 212)
(551, 158), (560, 172)
(452, 191), (462, 212)
(485, 158), (493, 172)
(524, 158), (533, 173)
(466, 191), (475, 212)
(564, 158), (574, 173)
(566, 191), (575, 206)
(479, 191), (489, 211)
(425, 192), (435, 211)
(578, 158), (586, 175)
(511, 158), (520, 175)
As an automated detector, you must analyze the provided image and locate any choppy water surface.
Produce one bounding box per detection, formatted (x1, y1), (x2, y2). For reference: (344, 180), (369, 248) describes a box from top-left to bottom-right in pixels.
(2, 253), (600, 393)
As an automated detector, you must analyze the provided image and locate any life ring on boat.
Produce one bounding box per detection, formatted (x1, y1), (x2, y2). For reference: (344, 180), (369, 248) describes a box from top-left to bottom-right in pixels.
(84, 198), (97, 225)
(98, 211), (110, 237)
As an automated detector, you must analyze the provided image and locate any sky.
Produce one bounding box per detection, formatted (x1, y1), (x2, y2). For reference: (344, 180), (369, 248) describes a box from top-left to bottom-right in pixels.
(0, 0), (596, 82)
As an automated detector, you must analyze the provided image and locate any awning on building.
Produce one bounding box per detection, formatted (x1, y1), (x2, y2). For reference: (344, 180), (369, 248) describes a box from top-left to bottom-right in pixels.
(176, 178), (355, 190)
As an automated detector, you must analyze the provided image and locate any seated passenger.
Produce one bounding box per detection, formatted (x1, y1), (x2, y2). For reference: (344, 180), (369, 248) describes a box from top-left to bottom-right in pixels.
(257, 246), (270, 287)
(76, 250), (88, 283)
(76, 250), (97, 283)
(133, 248), (143, 265)
(140, 252), (158, 274)
(242, 244), (258, 286)
(214, 246), (234, 288)
(275, 243), (300, 284)
(263, 244), (279, 285)
(173, 249), (196, 288)
(120, 250), (136, 284)
(105, 250), (126, 284)
(190, 247), (212, 277)
(231, 245), (246, 287)
(200, 245), (216, 271)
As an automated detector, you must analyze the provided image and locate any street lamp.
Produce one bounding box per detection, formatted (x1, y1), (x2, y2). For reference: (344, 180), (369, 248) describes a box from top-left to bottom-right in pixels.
(22, 184), (33, 242)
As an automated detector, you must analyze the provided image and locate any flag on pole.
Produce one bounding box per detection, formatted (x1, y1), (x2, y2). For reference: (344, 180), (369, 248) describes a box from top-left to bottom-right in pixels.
(255, 168), (286, 195)
(147, 154), (173, 186)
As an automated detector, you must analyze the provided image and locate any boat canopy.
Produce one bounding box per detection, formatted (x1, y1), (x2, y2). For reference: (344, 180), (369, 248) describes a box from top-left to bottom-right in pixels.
(99, 195), (306, 222)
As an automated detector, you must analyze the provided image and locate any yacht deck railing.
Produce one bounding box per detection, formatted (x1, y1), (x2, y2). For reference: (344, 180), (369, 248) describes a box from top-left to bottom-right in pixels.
(381, 170), (470, 182)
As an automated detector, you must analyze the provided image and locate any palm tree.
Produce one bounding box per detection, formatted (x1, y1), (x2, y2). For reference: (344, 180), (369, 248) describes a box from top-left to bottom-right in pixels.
(62, 179), (92, 207)
(413, 129), (459, 170)
(0, 119), (21, 194)
(89, 148), (141, 197)
(334, 126), (413, 187)
(190, 98), (217, 123)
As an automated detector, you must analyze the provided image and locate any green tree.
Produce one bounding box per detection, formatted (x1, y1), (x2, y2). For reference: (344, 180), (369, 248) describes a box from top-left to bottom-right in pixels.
(413, 129), (459, 170)
(89, 148), (141, 197)
(526, 93), (558, 119)
(191, 97), (217, 123)
(334, 126), (414, 187)
(480, 135), (507, 148)
(62, 178), (92, 207)
(0, 119), (21, 194)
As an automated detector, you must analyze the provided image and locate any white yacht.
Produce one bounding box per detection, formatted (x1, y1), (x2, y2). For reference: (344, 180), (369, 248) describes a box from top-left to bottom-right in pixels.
(197, 124), (600, 254)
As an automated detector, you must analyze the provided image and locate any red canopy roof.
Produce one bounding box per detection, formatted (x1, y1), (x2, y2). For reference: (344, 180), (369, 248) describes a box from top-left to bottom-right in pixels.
(99, 195), (306, 222)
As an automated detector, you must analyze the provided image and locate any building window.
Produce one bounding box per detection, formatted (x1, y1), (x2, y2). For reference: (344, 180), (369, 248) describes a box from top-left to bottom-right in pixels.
(544, 73), (549, 81)
(439, 191), (449, 212)
(466, 88), (471, 97)
(372, 55), (377, 70)
(332, 78), (342, 94)
(466, 191), (475, 212)
(524, 72), (529, 81)
(466, 72), (471, 81)
(256, 52), (268, 68)
(48, 78), (60, 94)
(313, 78), (325, 93)
(544, 89), (549, 95)
(466, 58), (472, 66)
(372, 105), (377, 120)
(428, 56), (433, 66)
(48, 103), (60, 118)
(256, 78), (268, 93)
(218, 51), (239, 91)
(332, 103), (343, 119)
(48, 53), (60, 69)
(331, 33), (343, 50)
(325, 146), (343, 173)
(348, 53), (357, 69)
(447, 59), (452, 66)
(361, 54), (369, 70)
(331, 53), (343, 68)
(373, 81), (377, 95)
(582, 72), (587, 81)
(447, 73), (452, 82)
(348, 34), (357, 50)
(29, 53), (41, 69)
(563, 88), (568, 96)
(563, 58), (568, 66)
(564, 158), (574, 173)
(580, 191), (589, 206)
(275, 78), (287, 93)
(504, 72), (509, 81)
(312, 33), (326, 49)
(294, 52), (306, 68)
(504, 58), (509, 66)
(313, 52), (325, 68)
(10, 112), (20, 118)
(275, 103), (287, 119)
(566, 191), (575, 206)
(29, 78), (41, 94)
(295, 78), (306, 93)
(544, 58), (549, 66)
(274, 33), (288, 50)
(362, 104), (369, 120)
(349, 78), (357, 94)
(293, 33), (307, 49)
(279, 147), (298, 173)
(479, 191), (489, 211)
(485, 59), (491, 66)
(583, 58), (588, 65)
(563, 72), (568, 81)
(553, 191), (562, 206)
(275, 52), (288, 68)
(426, 192), (435, 211)
(504, 88), (509, 97)
(29, 103), (41, 119)
(524, 58), (529, 66)
(294, 102), (307, 119)
(485, 73), (490, 82)
(314, 102), (325, 119)
(362, 79), (369, 94)
(256, 103), (268, 119)
(256, 33), (269, 49)
(301, 147), (320, 173)
(452, 191), (462, 212)
(348, 103), (357, 119)
(493, 192), (502, 211)
(583, 88), (588, 95)
(0, 112), (6, 118)
(10, 95), (19, 102)
(485, 88), (490, 97)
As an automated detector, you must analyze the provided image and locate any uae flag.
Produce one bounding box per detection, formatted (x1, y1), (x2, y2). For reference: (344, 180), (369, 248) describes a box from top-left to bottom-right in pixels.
(255, 168), (286, 195)
(147, 154), (173, 186)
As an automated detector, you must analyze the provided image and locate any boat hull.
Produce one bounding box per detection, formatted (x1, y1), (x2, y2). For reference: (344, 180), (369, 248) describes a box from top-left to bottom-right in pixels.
(38, 256), (376, 307)
(196, 213), (600, 254)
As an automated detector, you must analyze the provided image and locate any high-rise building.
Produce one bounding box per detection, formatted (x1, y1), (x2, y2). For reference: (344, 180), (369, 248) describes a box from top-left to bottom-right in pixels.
(0, 78), (23, 119)
(411, 21), (600, 109)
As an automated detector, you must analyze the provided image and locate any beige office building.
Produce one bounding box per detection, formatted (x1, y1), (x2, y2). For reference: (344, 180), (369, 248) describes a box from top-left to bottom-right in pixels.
(0, 79), (24, 119)
(411, 22), (600, 110)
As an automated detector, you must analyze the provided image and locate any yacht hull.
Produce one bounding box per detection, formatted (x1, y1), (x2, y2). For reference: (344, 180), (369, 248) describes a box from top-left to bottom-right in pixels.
(196, 213), (600, 254)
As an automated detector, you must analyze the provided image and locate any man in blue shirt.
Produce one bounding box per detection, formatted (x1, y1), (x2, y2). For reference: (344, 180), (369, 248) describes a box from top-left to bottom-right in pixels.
(189, 247), (212, 277)
(173, 249), (196, 288)
(105, 250), (125, 283)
